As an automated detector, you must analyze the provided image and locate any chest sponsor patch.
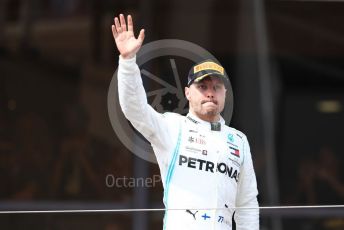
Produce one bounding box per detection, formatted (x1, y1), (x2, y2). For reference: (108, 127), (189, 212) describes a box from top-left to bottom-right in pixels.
(188, 136), (206, 145)
(229, 146), (240, 158)
(178, 155), (240, 182)
(184, 144), (208, 156)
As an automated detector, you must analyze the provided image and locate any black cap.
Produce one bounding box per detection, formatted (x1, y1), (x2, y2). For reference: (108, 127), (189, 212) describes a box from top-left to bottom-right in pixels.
(187, 60), (229, 87)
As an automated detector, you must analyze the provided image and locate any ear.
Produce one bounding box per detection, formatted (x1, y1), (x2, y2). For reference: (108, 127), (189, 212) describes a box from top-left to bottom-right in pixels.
(185, 87), (190, 100)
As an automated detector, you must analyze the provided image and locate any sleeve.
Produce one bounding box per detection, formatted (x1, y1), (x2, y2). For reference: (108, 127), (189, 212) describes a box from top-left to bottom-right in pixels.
(234, 135), (260, 230)
(117, 55), (171, 151)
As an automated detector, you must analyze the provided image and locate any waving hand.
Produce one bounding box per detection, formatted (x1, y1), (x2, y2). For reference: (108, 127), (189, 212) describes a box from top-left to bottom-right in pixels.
(111, 14), (145, 59)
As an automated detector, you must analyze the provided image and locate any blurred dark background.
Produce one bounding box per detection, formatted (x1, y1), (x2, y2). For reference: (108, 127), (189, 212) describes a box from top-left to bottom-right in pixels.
(0, 0), (343, 229)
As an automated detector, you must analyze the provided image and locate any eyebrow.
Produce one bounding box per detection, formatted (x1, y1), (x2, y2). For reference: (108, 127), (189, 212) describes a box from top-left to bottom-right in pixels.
(194, 80), (224, 86)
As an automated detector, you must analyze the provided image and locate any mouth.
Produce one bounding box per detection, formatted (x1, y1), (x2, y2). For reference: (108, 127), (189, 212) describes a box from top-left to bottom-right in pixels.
(202, 100), (218, 105)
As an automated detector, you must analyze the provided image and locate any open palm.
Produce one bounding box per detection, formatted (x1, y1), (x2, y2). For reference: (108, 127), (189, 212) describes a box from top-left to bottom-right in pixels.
(111, 14), (145, 59)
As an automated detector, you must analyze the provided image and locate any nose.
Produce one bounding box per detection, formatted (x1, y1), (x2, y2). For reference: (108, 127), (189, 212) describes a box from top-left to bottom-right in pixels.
(205, 88), (215, 98)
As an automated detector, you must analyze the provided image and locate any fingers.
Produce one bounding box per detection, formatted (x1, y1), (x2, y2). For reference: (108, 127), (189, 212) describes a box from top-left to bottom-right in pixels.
(119, 14), (127, 31)
(111, 25), (118, 39)
(113, 14), (144, 42)
(113, 14), (128, 33)
(138, 29), (145, 42)
(114, 17), (121, 33)
(127, 15), (133, 32)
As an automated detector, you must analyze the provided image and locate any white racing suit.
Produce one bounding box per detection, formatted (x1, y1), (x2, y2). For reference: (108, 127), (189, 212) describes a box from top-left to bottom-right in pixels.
(117, 56), (259, 230)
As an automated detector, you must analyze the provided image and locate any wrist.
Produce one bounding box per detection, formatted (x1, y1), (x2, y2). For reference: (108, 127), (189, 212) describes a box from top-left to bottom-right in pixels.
(119, 54), (136, 62)
(120, 53), (135, 59)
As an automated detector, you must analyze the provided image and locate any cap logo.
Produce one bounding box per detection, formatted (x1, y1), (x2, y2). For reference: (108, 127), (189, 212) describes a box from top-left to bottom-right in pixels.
(193, 61), (224, 75)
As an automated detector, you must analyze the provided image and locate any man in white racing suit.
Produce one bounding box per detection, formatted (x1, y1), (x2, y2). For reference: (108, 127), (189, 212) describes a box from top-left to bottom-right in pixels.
(112, 14), (259, 230)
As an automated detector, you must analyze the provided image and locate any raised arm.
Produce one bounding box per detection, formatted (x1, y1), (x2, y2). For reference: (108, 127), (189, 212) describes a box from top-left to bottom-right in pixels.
(111, 14), (175, 153)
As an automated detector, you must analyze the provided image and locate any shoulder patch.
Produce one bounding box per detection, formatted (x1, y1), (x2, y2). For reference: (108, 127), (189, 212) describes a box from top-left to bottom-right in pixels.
(236, 133), (243, 139)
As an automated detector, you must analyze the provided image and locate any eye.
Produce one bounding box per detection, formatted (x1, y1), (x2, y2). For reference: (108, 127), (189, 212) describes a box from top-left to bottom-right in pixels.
(198, 84), (207, 90)
(214, 84), (222, 91)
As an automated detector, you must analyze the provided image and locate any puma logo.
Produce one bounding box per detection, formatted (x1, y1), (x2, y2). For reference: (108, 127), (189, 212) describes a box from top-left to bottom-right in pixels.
(186, 209), (198, 220)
